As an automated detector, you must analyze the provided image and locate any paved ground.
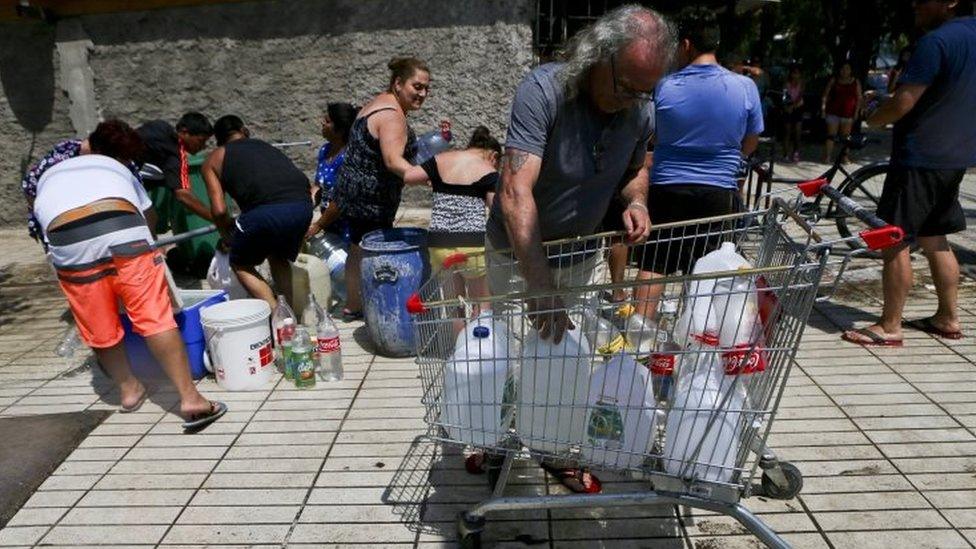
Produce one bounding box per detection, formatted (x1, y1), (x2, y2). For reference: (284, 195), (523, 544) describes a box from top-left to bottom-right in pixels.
(0, 154), (974, 548)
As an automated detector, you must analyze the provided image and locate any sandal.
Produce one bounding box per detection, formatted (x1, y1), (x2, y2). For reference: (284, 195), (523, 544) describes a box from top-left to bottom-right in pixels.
(904, 317), (964, 340)
(841, 328), (903, 347)
(181, 401), (228, 433)
(540, 464), (602, 494)
(340, 308), (363, 322)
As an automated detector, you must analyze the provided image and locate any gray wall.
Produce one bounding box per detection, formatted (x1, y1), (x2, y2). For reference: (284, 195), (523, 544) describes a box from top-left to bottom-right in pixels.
(0, 0), (535, 227)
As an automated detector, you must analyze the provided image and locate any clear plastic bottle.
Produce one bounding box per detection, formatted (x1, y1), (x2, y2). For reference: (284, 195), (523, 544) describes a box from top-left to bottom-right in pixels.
(576, 306), (620, 355)
(302, 293), (325, 362)
(280, 318), (296, 380)
(55, 326), (83, 357)
(272, 295), (297, 374)
(292, 326), (316, 389)
(316, 313), (343, 382)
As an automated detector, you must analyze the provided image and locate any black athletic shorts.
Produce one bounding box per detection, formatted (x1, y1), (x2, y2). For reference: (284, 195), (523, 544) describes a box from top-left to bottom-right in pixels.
(876, 166), (966, 240)
(600, 198), (626, 232)
(636, 184), (740, 275)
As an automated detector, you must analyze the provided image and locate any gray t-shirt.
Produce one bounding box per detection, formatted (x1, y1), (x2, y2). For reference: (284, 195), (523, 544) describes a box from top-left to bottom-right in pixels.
(486, 62), (654, 249)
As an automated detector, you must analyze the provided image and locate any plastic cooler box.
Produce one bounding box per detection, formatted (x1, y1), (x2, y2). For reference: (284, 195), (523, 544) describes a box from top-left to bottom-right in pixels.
(121, 289), (228, 380)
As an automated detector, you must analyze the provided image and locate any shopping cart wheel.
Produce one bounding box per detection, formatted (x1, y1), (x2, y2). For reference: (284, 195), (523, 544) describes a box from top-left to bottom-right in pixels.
(761, 461), (803, 500)
(457, 512), (485, 549)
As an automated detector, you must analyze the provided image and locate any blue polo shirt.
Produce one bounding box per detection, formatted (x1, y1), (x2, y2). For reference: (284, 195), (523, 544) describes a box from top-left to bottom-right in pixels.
(651, 63), (763, 190)
(893, 16), (976, 169)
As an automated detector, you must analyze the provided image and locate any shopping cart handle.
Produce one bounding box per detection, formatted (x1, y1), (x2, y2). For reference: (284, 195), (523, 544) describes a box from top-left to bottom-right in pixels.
(442, 252), (469, 269)
(797, 178), (829, 197)
(860, 225), (905, 251)
(406, 293), (426, 314)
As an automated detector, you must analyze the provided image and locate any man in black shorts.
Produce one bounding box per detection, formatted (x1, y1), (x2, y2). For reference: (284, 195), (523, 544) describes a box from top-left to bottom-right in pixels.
(843, 0), (974, 346)
(201, 115), (313, 310)
(633, 7), (762, 319)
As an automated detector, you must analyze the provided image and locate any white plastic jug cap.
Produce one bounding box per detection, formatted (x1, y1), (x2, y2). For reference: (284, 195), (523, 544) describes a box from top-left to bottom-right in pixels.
(720, 241), (737, 252)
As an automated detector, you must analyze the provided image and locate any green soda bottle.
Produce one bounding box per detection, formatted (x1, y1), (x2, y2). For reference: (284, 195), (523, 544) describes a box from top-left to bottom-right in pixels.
(292, 326), (317, 389)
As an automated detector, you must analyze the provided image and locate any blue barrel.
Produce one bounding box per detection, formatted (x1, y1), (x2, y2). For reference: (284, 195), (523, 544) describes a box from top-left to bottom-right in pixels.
(360, 228), (430, 357)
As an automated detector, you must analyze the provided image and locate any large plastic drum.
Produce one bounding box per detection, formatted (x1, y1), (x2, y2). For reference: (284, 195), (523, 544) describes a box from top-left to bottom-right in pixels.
(201, 299), (274, 390)
(360, 228), (430, 357)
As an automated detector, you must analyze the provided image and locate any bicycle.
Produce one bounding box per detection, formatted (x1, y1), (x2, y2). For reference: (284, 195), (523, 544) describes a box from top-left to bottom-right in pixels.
(742, 134), (893, 254)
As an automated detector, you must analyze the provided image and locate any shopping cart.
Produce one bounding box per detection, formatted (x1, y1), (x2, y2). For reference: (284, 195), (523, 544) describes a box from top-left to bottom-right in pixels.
(407, 183), (903, 548)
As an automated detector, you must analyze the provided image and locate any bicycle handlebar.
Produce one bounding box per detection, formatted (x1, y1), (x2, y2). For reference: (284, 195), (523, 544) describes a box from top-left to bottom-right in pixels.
(797, 178), (904, 251)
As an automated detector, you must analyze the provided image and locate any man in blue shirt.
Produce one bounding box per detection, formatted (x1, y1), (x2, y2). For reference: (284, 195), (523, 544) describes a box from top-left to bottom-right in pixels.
(843, 0), (974, 346)
(634, 7), (763, 318)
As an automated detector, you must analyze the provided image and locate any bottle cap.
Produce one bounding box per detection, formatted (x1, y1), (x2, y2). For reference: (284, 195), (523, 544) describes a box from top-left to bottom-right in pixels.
(283, 318), (294, 326)
(472, 326), (490, 338)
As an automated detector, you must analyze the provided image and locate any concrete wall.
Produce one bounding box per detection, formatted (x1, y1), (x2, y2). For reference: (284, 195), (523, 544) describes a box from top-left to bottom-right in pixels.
(0, 0), (535, 227)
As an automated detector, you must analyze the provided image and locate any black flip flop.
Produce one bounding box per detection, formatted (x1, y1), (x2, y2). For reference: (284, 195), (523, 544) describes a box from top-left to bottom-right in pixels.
(182, 401), (227, 433)
(904, 317), (964, 340)
(841, 328), (903, 347)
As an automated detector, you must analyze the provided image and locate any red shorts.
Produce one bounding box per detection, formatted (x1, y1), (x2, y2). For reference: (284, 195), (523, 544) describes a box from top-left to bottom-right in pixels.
(56, 250), (177, 348)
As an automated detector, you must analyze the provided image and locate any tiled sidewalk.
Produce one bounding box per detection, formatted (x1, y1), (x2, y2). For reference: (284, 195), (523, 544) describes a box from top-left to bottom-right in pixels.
(0, 164), (974, 548)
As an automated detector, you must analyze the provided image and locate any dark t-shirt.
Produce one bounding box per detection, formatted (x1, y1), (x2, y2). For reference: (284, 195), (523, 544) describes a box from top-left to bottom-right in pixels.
(137, 120), (187, 191)
(486, 63), (654, 249)
(221, 138), (311, 213)
(893, 16), (976, 169)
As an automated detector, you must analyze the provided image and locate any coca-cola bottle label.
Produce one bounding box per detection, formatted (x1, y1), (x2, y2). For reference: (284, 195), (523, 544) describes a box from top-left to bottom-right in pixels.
(317, 336), (340, 353)
(722, 344), (767, 375)
(648, 353), (675, 376)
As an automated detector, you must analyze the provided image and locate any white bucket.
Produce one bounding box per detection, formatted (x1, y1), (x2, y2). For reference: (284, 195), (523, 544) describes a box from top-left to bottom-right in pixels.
(201, 299), (274, 391)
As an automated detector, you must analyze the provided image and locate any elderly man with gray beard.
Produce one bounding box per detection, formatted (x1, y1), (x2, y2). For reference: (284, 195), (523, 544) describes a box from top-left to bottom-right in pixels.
(484, 4), (675, 493)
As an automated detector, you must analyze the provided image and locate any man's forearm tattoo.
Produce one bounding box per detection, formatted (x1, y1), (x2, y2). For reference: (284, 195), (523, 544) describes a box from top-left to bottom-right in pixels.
(504, 149), (529, 174)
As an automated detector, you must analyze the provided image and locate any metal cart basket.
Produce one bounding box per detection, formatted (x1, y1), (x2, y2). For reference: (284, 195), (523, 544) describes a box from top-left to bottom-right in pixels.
(407, 190), (902, 548)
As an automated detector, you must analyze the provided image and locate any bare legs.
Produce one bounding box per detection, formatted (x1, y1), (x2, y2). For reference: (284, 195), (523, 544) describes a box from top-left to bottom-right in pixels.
(345, 244), (363, 314)
(844, 236), (961, 343)
(96, 329), (212, 418)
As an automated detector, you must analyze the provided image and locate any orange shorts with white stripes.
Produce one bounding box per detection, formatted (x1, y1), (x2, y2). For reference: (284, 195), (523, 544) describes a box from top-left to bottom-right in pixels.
(56, 249), (177, 349)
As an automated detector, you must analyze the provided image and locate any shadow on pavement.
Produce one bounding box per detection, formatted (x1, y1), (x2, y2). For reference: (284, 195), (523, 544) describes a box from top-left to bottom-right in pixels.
(0, 410), (112, 527)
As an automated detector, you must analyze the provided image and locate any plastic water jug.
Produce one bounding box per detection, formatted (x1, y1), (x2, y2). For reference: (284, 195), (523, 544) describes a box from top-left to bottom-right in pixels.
(571, 306), (621, 356)
(307, 232), (348, 302)
(663, 337), (746, 484)
(292, 253), (332, 318)
(413, 126), (453, 165)
(674, 242), (758, 348)
(581, 353), (658, 469)
(442, 315), (516, 447)
(517, 326), (592, 455)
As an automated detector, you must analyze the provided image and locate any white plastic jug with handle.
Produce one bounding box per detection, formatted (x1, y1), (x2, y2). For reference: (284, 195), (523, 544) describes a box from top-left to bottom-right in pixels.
(663, 336), (745, 483)
(673, 242), (753, 347)
(292, 253), (332, 317)
(518, 326), (592, 455)
(442, 314), (516, 447)
(582, 353), (658, 469)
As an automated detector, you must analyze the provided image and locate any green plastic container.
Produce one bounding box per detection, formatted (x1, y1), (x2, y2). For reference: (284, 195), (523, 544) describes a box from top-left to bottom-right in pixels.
(146, 184), (174, 235)
(168, 152), (227, 278)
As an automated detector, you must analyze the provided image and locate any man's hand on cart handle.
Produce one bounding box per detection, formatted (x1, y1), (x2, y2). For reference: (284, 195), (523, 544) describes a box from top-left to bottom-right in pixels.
(623, 201), (651, 244)
(527, 295), (574, 344)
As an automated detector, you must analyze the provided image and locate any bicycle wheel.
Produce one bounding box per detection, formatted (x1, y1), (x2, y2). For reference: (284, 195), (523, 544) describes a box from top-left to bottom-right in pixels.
(834, 163), (891, 252)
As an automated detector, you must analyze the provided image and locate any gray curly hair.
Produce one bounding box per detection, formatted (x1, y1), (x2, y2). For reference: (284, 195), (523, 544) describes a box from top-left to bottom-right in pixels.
(559, 4), (675, 97)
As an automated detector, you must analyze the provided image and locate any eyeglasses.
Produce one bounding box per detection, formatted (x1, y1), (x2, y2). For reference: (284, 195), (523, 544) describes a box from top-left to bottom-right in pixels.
(610, 53), (654, 102)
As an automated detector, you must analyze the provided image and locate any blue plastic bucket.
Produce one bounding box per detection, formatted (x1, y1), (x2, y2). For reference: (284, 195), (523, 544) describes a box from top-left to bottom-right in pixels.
(121, 289), (228, 379)
(360, 228), (430, 357)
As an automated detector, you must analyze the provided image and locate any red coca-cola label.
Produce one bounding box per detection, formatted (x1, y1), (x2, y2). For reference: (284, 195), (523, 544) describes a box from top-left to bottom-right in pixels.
(276, 325), (295, 344)
(692, 332), (720, 346)
(257, 343), (274, 367)
(316, 336), (340, 353)
(722, 344), (767, 375)
(649, 353), (675, 376)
